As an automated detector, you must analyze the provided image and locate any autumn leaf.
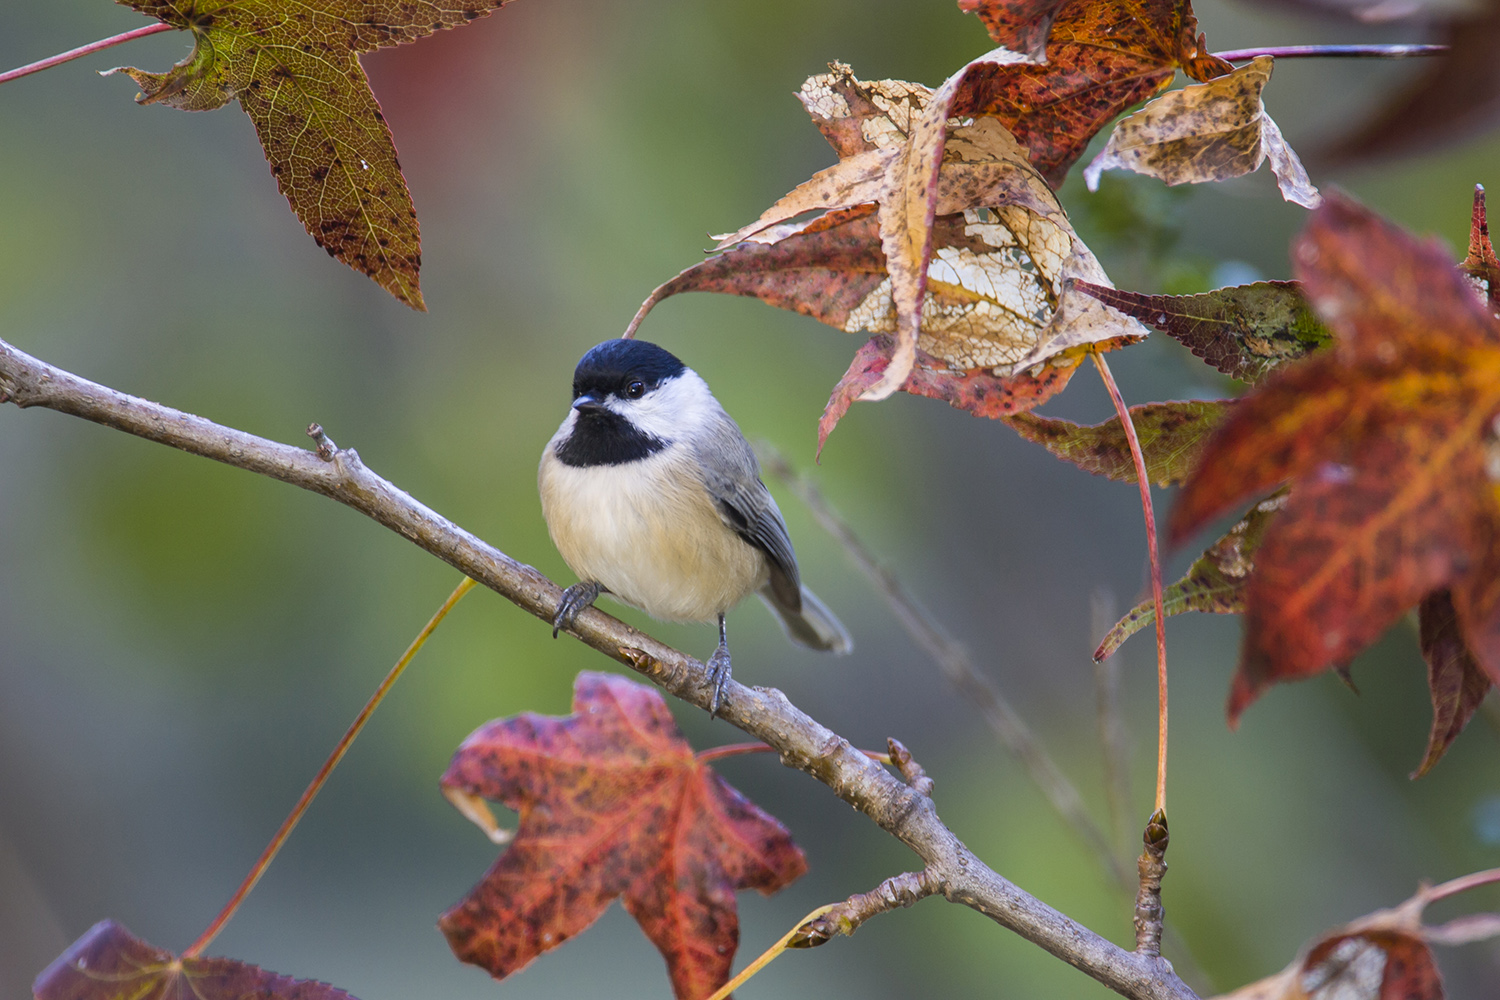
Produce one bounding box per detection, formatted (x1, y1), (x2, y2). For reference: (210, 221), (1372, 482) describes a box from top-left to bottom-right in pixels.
(34, 919), (359, 1000)
(438, 672), (807, 1000)
(816, 333), (1084, 453)
(1097, 490), (1285, 661)
(958, 0), (1072, 61)
(1072, 279), (1332, 385)
(1082, 57), (1320, 209)
(1413, 591), (1493, 778)
(1004, 399), (1232, 486)
(1169, 191), (1500, 730)
(953, 0), (1234, 188)
(105, 0), (511, 309)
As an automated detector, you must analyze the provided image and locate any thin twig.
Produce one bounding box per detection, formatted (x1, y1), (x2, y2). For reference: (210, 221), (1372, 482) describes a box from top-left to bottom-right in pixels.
(1133, 810), (1169, 957)
(790, 869), (944, 947)
(759, 445), (1130, 890)
(0, 336), (1198, 1000)
(1212, 43), (1448, 62)
(0, 23), (176, 86)
(182, 575), (477, 958)
(1091, 352), (1168, 816)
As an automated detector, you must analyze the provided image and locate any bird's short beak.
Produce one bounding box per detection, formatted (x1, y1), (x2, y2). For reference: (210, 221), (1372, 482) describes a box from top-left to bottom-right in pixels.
(572, 394), (605, 413)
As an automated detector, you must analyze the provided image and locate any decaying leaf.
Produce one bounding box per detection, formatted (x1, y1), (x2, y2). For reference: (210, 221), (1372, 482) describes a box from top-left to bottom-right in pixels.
(439, 672), (806, 1000)
(1097, 490), (1285, 661)
(1004, 399), (1232, 486)
(1083, 57), (1320, 208)
(1212, 871), (1500, 1000)
(1170, 191), (1500, 735)
(1073, 279), (1333, 385)
(817, 333), (1085, 453)
(34, 920), (359, 1000)
(106, 0), (511, 309)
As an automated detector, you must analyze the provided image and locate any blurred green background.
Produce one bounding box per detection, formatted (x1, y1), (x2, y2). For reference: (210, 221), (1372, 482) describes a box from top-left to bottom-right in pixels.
(2, 1), (1498, 997)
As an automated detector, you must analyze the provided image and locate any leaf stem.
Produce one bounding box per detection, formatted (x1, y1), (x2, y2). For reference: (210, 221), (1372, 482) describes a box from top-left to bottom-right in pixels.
(181, 575), (477, 958)
(0, 23), (176, 87)
(1424, 867), (1500, 904)
(1091, 351), (1168, 815)
(1212, 43), (1447, 63)
(695, 742), (774, 762)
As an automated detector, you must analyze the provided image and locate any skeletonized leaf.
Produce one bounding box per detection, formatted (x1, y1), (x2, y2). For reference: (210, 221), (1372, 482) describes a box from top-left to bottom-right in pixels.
(1083, 57), (1320, 208)
(796, 63), (938, 158)
(1072, 279), (1333, 384)
(818, 334), (1083, 454)
(34, 920), (359, 1000)
(1005, 399), (1231, 486)
(107, 0), (512, 309)
(1096, 490), (1285, 661)
(439, 672), (806, 1000)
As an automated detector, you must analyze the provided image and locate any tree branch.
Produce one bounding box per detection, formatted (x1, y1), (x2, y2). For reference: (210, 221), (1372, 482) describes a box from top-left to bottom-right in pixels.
(0, 335), (1198, 1000)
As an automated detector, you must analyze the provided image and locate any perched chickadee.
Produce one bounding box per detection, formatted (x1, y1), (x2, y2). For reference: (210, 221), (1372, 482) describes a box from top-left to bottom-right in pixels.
(539, 338), (852, 712)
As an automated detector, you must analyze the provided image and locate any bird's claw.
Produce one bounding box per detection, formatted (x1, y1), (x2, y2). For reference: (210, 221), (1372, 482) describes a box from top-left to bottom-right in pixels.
(705, 645), (732, 718)
(552, 581), (602, 637)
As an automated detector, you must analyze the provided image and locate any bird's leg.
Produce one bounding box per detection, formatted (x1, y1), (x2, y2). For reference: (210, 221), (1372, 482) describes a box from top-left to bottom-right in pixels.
(705, 613), (732, 717)
(552, 581), (603, 637)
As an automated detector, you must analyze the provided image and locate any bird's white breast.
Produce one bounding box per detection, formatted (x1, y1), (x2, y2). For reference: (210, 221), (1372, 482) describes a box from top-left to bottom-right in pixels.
(538, 441), (768, 623)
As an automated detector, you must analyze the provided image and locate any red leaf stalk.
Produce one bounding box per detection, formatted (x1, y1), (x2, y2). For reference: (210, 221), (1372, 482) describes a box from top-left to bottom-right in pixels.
(1091, 351), (1168, 813)
(0, 23), (175, 86)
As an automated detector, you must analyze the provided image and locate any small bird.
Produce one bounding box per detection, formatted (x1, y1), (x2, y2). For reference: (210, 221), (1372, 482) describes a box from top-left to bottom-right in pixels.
(539, 338), (851, 713)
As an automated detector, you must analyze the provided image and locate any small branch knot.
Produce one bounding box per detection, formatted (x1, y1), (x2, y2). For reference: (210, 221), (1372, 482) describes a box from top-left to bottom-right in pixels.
(307, 423), (338, 461)
(789, 868), (941, 948)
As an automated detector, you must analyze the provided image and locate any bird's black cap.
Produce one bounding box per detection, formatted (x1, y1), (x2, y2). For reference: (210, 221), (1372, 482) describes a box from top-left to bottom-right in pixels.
(572, 339), (686, 401)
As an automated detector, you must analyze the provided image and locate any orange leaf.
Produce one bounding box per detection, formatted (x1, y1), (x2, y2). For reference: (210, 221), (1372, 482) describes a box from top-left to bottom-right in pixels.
(1171, 191), (1500, 734)
(438, 672), (807, 1000)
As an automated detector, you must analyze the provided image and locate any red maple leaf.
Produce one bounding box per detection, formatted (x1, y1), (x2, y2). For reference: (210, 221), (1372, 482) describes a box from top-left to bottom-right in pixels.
(438, 672), (807, 1000)
(1169, 191), (1500, 743)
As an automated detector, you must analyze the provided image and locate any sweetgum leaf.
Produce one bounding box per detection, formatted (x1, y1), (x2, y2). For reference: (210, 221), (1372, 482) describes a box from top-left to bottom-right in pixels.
(33, 919), (359, 1000)
(1170, 191), (1500, 732)
(1004, 399), (1232, 486)
(953, 0), (1234, 187)
(958, 0), (1072, 60)
(107, 0), (511, 309)
(1082, 57), (1319, 208)
(1460, 184), (1500, 312)
(1072, 279), (1332, 385)
(439, 672), (806, 1000)
(1096, 490), (1285, 661)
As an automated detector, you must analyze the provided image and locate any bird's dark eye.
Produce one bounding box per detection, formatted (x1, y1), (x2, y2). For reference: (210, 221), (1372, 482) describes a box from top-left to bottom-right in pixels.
(624, 380), (646, 399)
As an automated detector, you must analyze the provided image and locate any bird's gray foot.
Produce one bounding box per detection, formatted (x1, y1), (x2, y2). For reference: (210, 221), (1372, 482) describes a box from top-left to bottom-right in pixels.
(705, 613), (731, 717)
(552, 581), (602, 637)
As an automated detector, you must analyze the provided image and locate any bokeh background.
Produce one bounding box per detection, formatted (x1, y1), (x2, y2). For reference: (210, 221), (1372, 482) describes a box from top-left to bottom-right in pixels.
(3, 1), (1499, 997)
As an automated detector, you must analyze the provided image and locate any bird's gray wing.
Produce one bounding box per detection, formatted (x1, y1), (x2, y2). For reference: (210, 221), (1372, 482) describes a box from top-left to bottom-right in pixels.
(694, 416), (802, 610)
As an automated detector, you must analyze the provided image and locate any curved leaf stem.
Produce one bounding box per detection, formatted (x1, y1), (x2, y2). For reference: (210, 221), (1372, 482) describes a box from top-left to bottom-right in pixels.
(1090, 351), (1168, 815)
(0, 23), (175, 87)
(1212, 43), (1447, 63)
(181, 574), (478, 958)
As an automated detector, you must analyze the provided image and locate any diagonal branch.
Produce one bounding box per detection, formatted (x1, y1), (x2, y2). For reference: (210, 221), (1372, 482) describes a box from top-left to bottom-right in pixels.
(0, 335), (1198, 1000)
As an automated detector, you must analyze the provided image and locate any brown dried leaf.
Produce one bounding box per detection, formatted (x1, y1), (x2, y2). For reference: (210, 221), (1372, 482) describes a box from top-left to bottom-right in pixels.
(958, 0), (1073, 60)
(1083, 57), (1319, 208)
(1413, 590), (1494, 778)
(1460, 184), (1500, 313)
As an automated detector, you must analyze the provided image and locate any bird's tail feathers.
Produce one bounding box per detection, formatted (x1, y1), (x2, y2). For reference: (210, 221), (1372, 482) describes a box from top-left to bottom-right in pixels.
(759, 585), (852, 655)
